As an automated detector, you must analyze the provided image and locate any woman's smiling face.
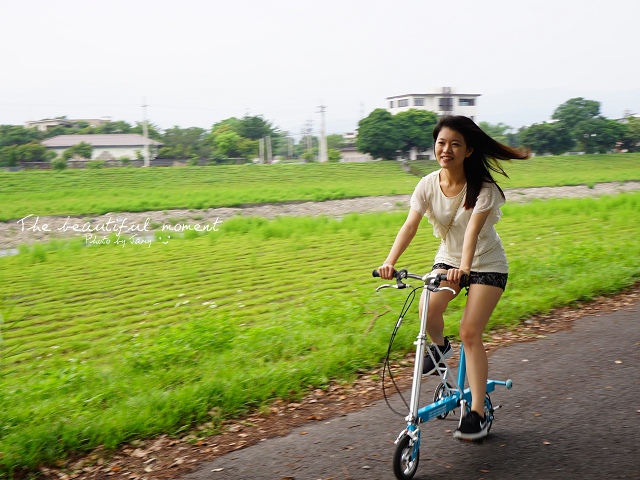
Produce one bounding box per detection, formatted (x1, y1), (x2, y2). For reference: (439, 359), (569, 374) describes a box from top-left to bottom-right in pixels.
(435, 127), (473, 170)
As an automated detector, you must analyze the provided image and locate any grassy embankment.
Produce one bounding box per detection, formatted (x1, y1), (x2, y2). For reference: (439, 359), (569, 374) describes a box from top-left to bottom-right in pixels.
(0, 153), (639, 221)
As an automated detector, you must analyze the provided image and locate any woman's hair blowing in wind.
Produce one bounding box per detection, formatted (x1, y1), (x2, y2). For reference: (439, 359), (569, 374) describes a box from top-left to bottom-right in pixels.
(433, 116), (530, 209)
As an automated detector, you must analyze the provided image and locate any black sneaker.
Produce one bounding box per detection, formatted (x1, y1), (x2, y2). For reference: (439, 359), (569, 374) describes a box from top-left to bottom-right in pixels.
(453, 411), (489, 440)
(422, 337), (453, 375)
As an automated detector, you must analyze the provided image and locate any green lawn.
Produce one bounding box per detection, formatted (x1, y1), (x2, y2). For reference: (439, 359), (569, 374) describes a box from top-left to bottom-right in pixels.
(0, 153), (638, 221)
(1, 192), (639, 475)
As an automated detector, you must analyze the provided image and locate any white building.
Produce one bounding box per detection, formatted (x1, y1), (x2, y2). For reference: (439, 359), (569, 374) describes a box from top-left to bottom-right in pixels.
(41, 134), (162, 160)
(25, 117), (111, 132)
(387, 87), (480, 122)
(387, 87), (481, 159)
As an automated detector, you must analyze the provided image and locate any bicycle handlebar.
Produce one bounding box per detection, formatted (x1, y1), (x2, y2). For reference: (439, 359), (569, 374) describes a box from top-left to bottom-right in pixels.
(372, 268), (470, 288)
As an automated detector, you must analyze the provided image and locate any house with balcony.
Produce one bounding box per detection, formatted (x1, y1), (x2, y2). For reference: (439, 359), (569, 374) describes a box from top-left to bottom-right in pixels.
(387, 87), (480, 120)
(386, 87), (481, 159)
(25, 117), (111, 132)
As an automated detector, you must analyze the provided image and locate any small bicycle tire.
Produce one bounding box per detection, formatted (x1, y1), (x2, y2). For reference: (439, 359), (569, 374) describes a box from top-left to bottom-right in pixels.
(393, 433), (420, 480)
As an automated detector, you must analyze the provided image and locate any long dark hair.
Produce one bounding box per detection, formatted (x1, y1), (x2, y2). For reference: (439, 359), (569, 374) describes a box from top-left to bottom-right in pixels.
(432, 116), (530, 209)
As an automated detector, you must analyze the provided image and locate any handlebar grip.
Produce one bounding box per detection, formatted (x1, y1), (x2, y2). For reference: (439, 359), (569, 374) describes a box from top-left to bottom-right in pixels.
(372, 269), (397, 278)
(435, 273), (471, 288)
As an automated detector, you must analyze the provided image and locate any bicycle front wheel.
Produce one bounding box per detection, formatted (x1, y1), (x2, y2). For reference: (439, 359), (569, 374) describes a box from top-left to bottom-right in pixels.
(393, 433), (420, 480)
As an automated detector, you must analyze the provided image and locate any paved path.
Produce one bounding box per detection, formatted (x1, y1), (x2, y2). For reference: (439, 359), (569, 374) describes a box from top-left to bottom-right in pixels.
(181, 304), (639, 480)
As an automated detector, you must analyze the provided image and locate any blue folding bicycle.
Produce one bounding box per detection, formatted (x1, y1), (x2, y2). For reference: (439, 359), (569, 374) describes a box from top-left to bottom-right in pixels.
(372, 268), (513, 480)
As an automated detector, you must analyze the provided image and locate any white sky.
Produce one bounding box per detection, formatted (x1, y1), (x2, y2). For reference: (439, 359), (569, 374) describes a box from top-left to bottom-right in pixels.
(1, 0), (638, 137)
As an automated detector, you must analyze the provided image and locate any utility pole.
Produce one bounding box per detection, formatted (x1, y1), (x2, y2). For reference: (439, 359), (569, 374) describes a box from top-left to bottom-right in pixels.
(318, 103), (328, 162)
(266, 135), (272, 163)
(142, 97), (150, 167)
(259, 138), (265, 163)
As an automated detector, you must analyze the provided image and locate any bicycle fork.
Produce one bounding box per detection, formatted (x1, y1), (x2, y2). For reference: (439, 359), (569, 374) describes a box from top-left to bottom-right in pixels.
(396, 285), (432, 445)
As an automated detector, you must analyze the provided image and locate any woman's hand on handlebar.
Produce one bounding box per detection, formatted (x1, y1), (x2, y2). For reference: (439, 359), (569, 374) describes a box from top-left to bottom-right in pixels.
(446, 268), (470, 285)
(377, 263), (396, 280)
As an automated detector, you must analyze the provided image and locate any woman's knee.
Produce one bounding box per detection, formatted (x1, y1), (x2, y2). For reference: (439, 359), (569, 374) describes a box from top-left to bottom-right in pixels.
(428, 291), (453, 316)
(459, 323), (483, 346)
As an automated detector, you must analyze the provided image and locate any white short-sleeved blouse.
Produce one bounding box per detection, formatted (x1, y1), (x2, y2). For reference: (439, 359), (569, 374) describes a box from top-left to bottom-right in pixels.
(410, 170), (509, 273)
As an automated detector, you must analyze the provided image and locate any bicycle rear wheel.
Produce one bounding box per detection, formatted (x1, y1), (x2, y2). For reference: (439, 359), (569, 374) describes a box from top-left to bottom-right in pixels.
(433, 381), (455, 419)
(484, 393), (494, 433)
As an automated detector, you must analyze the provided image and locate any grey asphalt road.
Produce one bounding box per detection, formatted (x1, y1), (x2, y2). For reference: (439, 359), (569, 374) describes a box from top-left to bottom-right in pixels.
(181, 305), (639, 480)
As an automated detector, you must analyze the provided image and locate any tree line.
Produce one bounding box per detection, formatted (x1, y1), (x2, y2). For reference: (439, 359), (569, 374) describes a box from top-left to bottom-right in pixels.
(0, 115), (350, 168)
(356, 97), (640, 159)
(2, 97), (639, 168)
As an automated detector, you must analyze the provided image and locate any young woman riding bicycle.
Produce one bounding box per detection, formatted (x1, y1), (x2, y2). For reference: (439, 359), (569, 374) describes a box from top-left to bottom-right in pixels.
(377, 115), (529, 440)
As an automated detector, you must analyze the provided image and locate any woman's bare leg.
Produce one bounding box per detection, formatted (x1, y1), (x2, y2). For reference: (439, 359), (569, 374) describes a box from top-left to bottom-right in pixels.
(419, 269), (460, 345)
(459, 284), (503, 415)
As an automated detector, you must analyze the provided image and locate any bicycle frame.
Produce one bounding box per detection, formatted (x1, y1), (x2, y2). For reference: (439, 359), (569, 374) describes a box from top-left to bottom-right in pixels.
(405, 282), (511, 428)
(374, 268), (512, 479)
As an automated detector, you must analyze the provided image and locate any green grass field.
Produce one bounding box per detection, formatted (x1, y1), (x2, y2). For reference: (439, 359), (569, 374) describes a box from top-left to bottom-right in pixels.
(1, 190), (639, 475)
(0, 153), (638, 221)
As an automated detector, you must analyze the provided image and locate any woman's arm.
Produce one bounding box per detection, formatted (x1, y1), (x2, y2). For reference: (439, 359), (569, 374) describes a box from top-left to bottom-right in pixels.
(378, 209), (423, 279)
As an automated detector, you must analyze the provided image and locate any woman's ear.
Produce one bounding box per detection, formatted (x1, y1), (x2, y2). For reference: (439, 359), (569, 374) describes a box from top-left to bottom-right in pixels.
(466, 147), (474, 158)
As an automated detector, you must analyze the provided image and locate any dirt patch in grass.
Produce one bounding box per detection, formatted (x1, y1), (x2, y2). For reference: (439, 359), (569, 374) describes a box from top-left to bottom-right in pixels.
(2, 181), (639, 250)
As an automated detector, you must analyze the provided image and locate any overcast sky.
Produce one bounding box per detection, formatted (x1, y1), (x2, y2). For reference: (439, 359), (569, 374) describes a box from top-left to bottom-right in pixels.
(1, 0), (638, 137)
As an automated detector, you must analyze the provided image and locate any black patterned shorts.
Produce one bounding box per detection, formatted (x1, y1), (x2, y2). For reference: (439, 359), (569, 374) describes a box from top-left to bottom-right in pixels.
(432, 263), (508, 291)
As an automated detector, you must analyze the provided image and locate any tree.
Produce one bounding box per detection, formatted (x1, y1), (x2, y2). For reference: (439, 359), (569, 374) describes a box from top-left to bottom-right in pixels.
(211, 117), (241, 135)
(519, 122), (573, 155)
(356, 109), (401, 160)
(327, 148), (341, 162)
(97, 120), (132, 135)
(162, 126), (206, 149)
(395, 109), (438, 157)
(294, 135), (317, 160)
(551, 97), (604, 151)
(0, 125), (41, 147)
(326, 134), (346, 150)
(0, 145), (20, 167)
(552, 97), (601, 131)
(0, 143), (50, 166)
(205, 117), (273, 161)
(236, 115), (277, 141)
(158, 126), (209, 159)
(574, 117), (624, 153)
(478, 122), (512, 145)
(207, 124), (258, 160)
(62, 141), (93, 160)
(41, 125), (75, 139)
(51, 157), (67, 170)
(131, 122), (163, 141)
(621, 117), (640, 152)
(212, 129), (244, 158)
